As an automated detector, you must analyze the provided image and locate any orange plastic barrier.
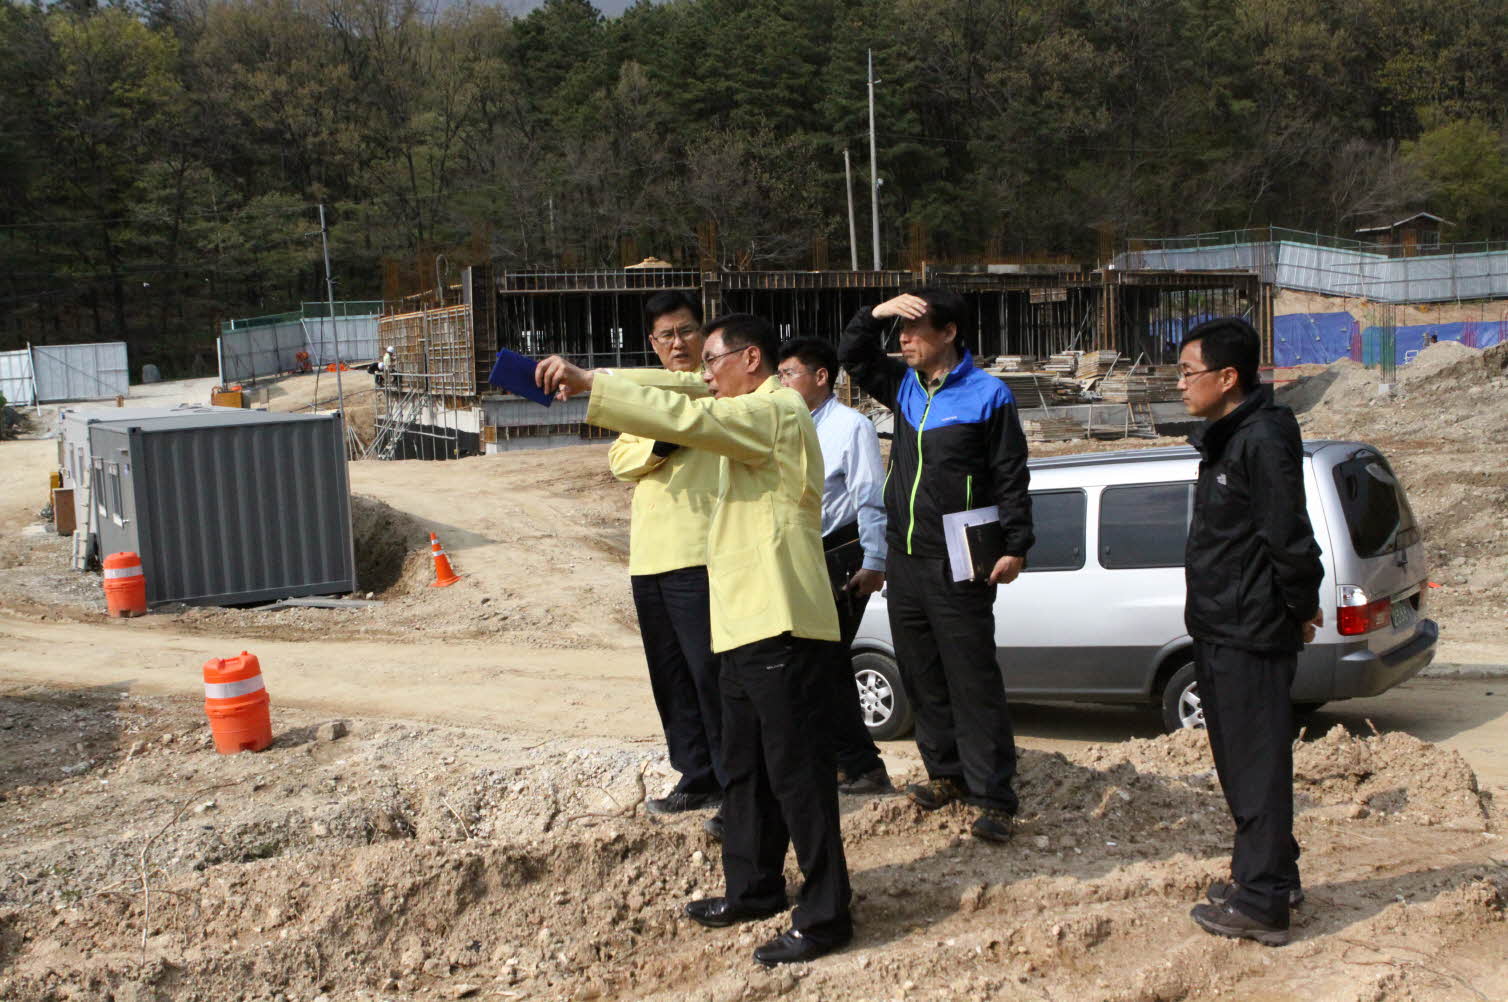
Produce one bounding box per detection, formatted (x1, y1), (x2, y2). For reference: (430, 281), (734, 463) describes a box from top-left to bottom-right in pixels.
(202, 651), (273, 754)
(324, 363), (350, 372)
(102, 552), (148, 617)
(428, 532), (461, 587)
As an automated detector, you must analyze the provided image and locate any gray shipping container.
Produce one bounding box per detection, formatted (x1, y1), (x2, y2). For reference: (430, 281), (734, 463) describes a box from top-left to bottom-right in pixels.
(88, 410), (357, 606)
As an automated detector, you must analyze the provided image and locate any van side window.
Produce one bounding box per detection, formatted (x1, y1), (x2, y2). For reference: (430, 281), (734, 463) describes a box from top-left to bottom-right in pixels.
(1024, 489), (1086, 572)
(1099, 482), (1194, 569)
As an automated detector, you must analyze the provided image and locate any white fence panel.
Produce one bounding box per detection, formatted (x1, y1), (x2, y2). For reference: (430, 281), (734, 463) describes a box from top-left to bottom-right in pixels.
(302, 315), (380, 366)
(31, 342), (129, 402)
(218, 322), (307, 384)
(0, 348), (35, 405)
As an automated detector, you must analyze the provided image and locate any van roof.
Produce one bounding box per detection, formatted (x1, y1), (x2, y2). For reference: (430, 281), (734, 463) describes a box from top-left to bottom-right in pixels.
(1027, 440), (1340, 472)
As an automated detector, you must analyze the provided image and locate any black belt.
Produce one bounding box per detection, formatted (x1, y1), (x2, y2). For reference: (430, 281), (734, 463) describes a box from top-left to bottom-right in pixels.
(822, 520), (860, 552)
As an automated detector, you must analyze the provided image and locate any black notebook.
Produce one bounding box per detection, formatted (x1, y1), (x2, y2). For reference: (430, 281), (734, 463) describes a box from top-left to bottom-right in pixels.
(964, 520), (1008, 582)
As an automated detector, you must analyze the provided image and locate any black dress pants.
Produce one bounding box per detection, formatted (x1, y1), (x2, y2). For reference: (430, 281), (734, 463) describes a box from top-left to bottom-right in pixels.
(823, 523), (886, 779)
(720, 633), (852, 945)
(1194, 639), (1301, 927)
(630, 566), (724, 796)
(886, 552), (1018, 814)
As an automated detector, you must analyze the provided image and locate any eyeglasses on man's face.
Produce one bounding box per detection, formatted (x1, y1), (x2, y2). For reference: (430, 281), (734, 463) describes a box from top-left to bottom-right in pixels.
(701, 344), (752, 368)
(1177, 366), (1230, 380)
(776, 364), (812, 383)
(650, 324), (701, 345)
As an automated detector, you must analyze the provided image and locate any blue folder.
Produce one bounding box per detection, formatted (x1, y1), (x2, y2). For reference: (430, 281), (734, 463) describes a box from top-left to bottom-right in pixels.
(487, 348), (554, 407)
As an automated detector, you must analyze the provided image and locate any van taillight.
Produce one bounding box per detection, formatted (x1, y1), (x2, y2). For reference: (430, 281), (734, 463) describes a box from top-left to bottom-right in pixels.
(1337, 585), (1390, 636)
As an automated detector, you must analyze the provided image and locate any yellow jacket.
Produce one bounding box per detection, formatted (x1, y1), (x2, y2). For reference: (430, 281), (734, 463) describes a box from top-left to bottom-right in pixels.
(608, 427), (721, 575)
(588, 372), (840, 653)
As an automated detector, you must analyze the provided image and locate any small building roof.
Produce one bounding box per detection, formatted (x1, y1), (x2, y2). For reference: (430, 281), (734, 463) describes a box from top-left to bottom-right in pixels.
(1354, 212), (1452, 235)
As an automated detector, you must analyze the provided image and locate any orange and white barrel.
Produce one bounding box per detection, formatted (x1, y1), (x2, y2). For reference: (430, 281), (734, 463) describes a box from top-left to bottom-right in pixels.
(102, 552), (148, 618)
(202, 651), (273, 754)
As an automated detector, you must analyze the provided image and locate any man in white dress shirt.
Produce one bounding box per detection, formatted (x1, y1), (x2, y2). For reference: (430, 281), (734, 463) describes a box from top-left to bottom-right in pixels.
(777, 337), (893, 794)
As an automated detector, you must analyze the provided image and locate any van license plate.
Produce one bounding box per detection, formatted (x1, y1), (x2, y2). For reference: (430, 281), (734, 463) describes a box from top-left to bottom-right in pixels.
(1390, 600), (1416, 630)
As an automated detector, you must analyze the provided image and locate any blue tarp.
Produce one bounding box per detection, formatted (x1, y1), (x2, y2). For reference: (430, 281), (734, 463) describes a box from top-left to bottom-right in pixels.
(1275, 313), (1505, 366)
(1274, 312), (1358, 366)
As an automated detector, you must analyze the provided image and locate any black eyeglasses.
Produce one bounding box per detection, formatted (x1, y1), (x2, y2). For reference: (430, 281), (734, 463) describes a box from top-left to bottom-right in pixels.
(701, 344), (752, 368)
(650, 325), (701, 345)
(1178, 367), (1229, 379)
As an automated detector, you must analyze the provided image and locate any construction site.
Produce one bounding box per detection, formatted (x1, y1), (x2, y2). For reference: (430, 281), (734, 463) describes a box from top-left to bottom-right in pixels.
(356, 264), (1264, 458)
(2, 233), (1507, 1001)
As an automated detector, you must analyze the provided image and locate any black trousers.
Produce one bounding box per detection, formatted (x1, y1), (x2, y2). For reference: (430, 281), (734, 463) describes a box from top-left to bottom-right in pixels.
(720, 633), (852, 944)
(630, 566), (724, 795)
(886, 552), (1018, 814)
(1195, 640), (1301, 926)
(823, 523), (886, 778)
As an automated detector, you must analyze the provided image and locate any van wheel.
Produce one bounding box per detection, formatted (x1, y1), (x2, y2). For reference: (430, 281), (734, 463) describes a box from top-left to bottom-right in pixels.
(852, 651), (913, 741)
(1160, 662), (1204, 733)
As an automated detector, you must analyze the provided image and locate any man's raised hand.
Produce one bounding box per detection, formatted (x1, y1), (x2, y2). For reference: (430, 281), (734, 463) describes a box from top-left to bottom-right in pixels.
(535, 355), (594, 400)
(871, 293), (930, 321)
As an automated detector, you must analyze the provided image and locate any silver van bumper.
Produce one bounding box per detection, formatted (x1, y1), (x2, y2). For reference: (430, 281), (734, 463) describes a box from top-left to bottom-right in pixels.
(1329, 618), (1438, 699)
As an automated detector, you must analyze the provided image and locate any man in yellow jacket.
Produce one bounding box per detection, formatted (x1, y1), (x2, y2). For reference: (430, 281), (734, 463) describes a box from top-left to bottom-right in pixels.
(537, 314), (851, 966)
(609, 291), (726, 817)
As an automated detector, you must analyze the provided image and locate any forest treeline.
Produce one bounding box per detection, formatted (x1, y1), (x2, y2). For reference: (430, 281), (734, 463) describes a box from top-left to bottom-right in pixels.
(3, 0), (1508, 375)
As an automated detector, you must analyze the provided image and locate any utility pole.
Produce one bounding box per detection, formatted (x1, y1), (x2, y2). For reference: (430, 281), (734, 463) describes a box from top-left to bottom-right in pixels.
(867, 49), (881, 271)
(318, 203), (346, 424)
(844, 149), (859, 271)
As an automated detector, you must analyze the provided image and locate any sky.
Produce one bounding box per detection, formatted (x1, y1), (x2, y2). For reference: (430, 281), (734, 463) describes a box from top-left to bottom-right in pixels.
(507, 0), (640, 16)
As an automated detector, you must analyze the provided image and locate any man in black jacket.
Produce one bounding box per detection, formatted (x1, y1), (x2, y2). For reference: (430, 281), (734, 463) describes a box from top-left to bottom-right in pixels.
(1179, 317), (1324, 947)
(839, 289), (1033, 843)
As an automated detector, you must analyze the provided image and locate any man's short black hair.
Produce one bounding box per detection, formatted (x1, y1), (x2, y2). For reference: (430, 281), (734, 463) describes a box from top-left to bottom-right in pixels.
(1182, 317), (1261, 393)
(904, 286), (970, 352)
(704, 313), (777, 373)
(778, 337), (839, 387)
(644, 290), (703, 328)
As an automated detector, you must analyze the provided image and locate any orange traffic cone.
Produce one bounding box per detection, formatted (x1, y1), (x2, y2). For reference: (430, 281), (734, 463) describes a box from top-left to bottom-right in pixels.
(428, 532), (461, 587)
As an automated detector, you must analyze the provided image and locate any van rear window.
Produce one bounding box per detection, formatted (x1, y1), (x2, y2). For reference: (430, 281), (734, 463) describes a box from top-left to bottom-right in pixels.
(1332, 452), (1417, 558)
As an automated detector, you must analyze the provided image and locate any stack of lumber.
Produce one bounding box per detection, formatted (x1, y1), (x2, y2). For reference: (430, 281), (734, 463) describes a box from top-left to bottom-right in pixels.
(993, 372), (1081, 405)
(1076, 350), (1121, 379)
(1024, 415), (1086, 441)
(1097, 374), (1153, 403)
(1043, 351), (1082, 374)
(990, 355), (1037, 372)
(1099, 366), (1182, 403)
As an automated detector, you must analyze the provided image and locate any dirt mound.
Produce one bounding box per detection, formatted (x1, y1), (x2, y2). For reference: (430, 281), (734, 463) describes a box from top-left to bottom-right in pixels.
(3, 690), (1501, 1002)
(1397, 338), (1486, 385)
(349, 493), (430, 595)
(1277, 357), (1379, 415)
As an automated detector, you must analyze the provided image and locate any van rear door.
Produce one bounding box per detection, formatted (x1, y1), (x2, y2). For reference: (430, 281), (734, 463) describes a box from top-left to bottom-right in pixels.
(1320, 445), (1429, 656)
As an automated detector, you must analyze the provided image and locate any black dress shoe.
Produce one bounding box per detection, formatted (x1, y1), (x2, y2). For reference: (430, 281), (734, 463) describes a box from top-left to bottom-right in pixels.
(1190, 902), (1290, 946)
(1206, 879), (1305, 908)
(703, 814), (725, 841)
(753, 929), (847, 967)
(684, 897), (785, 929)
(645, 791), (721, 815)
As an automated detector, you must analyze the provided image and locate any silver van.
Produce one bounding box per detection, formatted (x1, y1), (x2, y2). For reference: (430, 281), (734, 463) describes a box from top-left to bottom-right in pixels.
(850, 441), (1438, 736)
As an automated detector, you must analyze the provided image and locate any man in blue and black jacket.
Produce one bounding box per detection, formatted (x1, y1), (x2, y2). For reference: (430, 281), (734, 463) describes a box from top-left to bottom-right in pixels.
(839, 288), (1033, 843)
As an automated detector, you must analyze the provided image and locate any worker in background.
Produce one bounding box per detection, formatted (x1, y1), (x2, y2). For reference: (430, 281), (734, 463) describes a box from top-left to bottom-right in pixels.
(1179, 317), (1323, 947)
(378, 345), (396, 387)
(608, 291), (726, 819)
(776, 337), (892, 795)
(537, 314), (851, 967)
(839, 289), (1033, 844)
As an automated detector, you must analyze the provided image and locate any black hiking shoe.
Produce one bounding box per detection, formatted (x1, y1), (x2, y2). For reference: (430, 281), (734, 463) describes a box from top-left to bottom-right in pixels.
(645, 791), (721, 815)
(905, 777), (964, 811)
(970, 807), (1015, 844)
(1190, 902), (1290, 947)
(838, 767), (894, 795)
(1206, 879), (1305, 909)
